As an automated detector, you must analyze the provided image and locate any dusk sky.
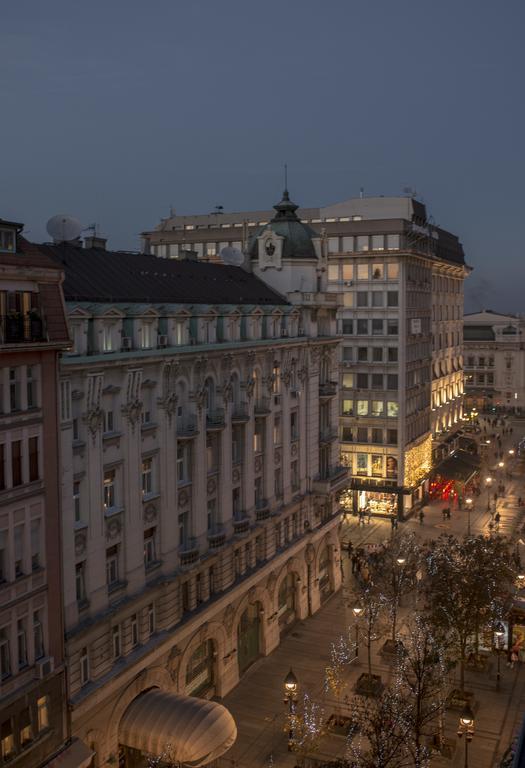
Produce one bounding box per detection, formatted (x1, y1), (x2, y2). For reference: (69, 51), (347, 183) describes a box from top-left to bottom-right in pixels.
(2, 0), (524, 312)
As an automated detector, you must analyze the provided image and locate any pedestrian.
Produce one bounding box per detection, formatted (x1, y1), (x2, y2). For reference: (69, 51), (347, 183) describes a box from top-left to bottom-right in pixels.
(442, 508), (447, 521)
(391, 516), (396, 530)
(495, 512), (501, 524)
(347, 540), (353, 556)
(510, 650), (519, 669)
(351, 553), (357, 574)
(446, 508), (451, 520)
(366, 510), (372, 525)
(419, 510), (425, 525)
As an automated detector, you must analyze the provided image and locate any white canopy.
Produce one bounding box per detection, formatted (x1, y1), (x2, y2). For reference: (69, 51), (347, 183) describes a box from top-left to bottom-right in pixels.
(119, 688), (237, 766)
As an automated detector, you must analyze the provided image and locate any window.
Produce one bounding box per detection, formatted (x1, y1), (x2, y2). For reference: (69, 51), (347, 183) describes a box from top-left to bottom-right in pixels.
(357, 400), (368, 416)
(327, 264), (339, 281)
(130, 614), (139, 647)
(72, 418), (79, 441)
(177, 444), (191, 484)
(341, 427), (353, 442)
(357, 320), (368, 335)
(290, 411), (299, 440)
(387, 261), (399, 278)
(357, 238), (369, 254)
(14, 524), (24, 578)
(357, 427), (368, 442)
(0, 446), (4, 491)
(17, 620), (27, 669)
(356, 454), (368, 475)
(141, 323), (153, 349)
(102, 325), (113, 352)
(106, 545), (119, 586)
(386, 236), (400, 252)
(342, 319), (353, 335)
(147, 603), (155, 635)
(372, 235), (385, 251)
(33, 611), (44, 659)
(207, 499), (217, 531)
(372, 319), (383, 335)
(185, 639), (215, 695)
(0, 228), (15, 253)
(253, 421), (264, 453)
(19, 708), (32, 746)
(28, 436), (39, 482)
(232, 487), (241, 519)
(342, 263), (353, 280)
(26, 367), (36, 409)
(80, 647), (89, 686)
(357, 373), (368, 389)
(387, 319), (398, 335)
(0, 630), (10, 679)
(357, 291), (368, 308)
(387, 429), (398, 444)
(372, 347), (383, 362)
(357, 347), (368, 362)
(103, 409), (114, 433)
(387, 291), (398, 307)
(30, 519), (40, 571)
(387, 401), (399, 417)
(357, 263), (369, 280)
(75, 562), (86, 602)
(371, 374), (383, 389)
(371, 428), (382, 443)
(275, 468), (283, 499)
(388, 347), (398, 362)
(342, 373), (354, 388)
(327, 237), (339, 254)
(342, 399), (353, 416)
(387, 374), (398, 390)
(342, 346), (352, 362)
(291, 460), (299, 491)
(273, 415), (282, 445)
(372, 291), (383, 307)
(0, 721), (14, 761)
(141, 458), (153, 496)
(9, 369), (20, 412)
(371, 400), (384, 417)
(12, 441), (22, 486)
(37, 697), (49, 732)
(103, 470), (116, 509)
(144, 528), (157, 566)
(73, 481), (81, 523)
(254, 477), (263, 507)
(371, 455), (383, 477)
(112, 625), (121, 659)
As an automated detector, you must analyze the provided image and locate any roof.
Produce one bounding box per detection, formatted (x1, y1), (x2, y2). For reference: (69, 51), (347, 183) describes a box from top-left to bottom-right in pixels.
(248, 189), (318, 260)
(464, 325), (496, 341)
(39, 243), (289, 306)
(0, 234), (64, 271)
(119, 688), (237, 766)
(432, 450), (480, 484)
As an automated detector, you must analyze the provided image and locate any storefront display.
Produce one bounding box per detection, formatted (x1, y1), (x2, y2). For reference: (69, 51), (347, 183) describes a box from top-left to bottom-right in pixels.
(357, 490), (397, 517)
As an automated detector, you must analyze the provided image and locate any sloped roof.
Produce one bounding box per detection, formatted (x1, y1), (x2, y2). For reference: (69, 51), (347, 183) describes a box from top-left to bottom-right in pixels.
(39, 244), (289, 306)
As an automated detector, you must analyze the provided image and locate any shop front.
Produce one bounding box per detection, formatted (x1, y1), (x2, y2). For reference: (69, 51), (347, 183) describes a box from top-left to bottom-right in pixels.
(429, 450), (480, 504)
(341, 479), (408, 521)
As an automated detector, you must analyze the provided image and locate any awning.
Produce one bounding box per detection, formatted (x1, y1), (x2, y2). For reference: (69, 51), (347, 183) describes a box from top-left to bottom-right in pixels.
(46, 739), (93, 768)
(119, 689), (237, 767)
(432, 451), (480, 484)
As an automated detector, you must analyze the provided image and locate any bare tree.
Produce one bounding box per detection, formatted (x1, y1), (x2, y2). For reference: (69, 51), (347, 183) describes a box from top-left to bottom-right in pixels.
(346, 687), (412, 768)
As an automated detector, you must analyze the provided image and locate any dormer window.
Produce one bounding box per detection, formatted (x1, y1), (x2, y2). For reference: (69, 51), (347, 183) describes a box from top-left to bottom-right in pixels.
(102, 325), (113, 352)
(0, 228), (15, 253)
(141, 323), (153, 349)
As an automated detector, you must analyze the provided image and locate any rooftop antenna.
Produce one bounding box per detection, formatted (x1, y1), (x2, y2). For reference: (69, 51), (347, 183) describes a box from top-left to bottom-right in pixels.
(214, 205), (224, 215)
(359, 187), (364, 199)
(284, 163), (288, 193)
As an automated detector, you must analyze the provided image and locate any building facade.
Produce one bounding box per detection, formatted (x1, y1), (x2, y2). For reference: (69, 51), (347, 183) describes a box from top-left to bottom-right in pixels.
(142, 194), (469, 519)
(39, 193), (346, 767)
(464, 310), (525, 413)
(0, 220), (76, 767)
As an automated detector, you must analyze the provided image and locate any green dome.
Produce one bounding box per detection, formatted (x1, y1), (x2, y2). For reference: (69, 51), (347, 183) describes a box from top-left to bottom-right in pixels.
(249, 190), (318, 260)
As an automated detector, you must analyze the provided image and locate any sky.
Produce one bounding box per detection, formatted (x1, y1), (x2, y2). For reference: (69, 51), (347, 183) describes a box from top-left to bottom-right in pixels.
(1, 0), (524, 312)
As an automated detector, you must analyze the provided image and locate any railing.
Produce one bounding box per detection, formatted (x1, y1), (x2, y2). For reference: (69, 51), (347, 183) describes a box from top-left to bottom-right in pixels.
(179, 539), (199, 567)
(207, 525), (226, 548)
(319, 381), (338, 397)
(0, 313), (45, 344)
(254, 397), (271, 415)
(176, 414), (198, 437)
(233, 517), (250, 535)
(231, 403), (249, 422)
(206, 408), (225, 429)
(255, 499), (270, 520)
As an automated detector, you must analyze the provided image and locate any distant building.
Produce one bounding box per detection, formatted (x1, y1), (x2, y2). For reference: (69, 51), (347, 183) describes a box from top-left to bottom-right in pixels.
(38, 190), (346, 767)
(0, 220), (85, 767)
(463, 310), (525, 413)
(142, 194), (470, 519)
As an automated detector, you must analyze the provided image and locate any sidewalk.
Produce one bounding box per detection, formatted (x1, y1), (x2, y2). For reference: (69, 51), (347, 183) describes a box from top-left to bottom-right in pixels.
(221, 417), (525, 768)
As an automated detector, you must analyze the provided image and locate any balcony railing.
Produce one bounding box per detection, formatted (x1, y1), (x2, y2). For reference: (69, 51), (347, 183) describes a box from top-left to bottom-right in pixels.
(1, 313), (45, 344)
(319, 381), (338, 397)
(312, 465), (348, 495)
(254, 398), (271, 415)
(255, 499), (270, 521)
(233, 516), (250, 535)
(207, 525), (226, 549)
(176, 415), (198, 437)
(206, 408), (225, 430)
(179, 539), (199, 567)
(231, 403), (250, 422)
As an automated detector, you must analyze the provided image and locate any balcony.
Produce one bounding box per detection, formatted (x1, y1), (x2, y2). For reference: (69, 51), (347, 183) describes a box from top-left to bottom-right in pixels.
(233, 516), (250, 535)
(312, 465), (348, 495)
(176, 415), (199, 438)
(207, 525), (226, 549)
(0, 313), (45, 344)
(319, 381), (338, 398)
(319, 426), (338, 444)
(254, 398), (271, 416)
(179, 539), (199, 568)
(232, 403), (250, 423)
(255, 499), (270, 521)
(206, 408), (225, 430)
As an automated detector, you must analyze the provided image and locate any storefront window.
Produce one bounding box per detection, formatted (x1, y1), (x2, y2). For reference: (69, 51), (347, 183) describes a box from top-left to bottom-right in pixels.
(371, 455), (383, 477)
(356, 454), (368, 476)
(386, 456), (398, 478)
(278, 574), (296, 620)
(185, 639), (215, 695)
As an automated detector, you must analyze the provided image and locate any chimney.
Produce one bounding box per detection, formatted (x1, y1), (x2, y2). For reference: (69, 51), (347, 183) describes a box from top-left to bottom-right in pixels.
(84, 235), (107, 250)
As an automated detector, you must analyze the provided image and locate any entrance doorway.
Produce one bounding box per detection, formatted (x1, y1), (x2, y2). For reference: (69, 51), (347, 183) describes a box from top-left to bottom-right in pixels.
(237, 602), (261, 675)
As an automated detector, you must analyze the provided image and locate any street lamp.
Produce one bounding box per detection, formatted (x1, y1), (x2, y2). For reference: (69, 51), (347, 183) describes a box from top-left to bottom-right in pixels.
(352, 603), (363, 658)
(283, 668), (298, 751)
(465, 497), (473, 537)
(485, 476), (493, 512)
(494, 622), (505, 691)
(509, 449), (515, 456)
(457, 703), (475, 768)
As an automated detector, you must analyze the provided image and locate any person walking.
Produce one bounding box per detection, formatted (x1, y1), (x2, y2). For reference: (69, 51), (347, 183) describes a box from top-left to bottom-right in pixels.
(419, 510), (425, 525)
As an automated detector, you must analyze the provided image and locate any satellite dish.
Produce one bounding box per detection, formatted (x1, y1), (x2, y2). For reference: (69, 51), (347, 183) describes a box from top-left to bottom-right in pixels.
(220, 246), (244, 266)
(46, 214), (83, 243)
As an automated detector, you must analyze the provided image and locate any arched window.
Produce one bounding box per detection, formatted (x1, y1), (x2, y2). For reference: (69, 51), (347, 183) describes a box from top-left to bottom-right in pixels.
(185, 639), (215, 696)
(204, 377), (215, 413)
(278, 573), (296, 617)
(318, 547), (332, 601)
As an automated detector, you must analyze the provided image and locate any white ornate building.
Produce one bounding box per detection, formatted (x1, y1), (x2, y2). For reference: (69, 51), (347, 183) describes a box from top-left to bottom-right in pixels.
(40, 191), (346, 767)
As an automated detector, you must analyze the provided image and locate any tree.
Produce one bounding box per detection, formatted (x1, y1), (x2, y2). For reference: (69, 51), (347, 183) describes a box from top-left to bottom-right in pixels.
(346, 686), (412, 768)
(325, 635), (354, 722)
(353, 583), (388, 688)
(287, 693), (327, 767)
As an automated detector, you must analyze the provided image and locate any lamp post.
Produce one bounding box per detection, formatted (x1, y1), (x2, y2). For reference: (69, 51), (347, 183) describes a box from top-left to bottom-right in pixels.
(457, 703), (475, 768)
(283, 668), (298, 751)
(494, 622), (505, 691)
(465, 497), (473, 537)
(498, 461), (504, 478)
(485, 476), (493, 512)
(352, 603), (363, 658)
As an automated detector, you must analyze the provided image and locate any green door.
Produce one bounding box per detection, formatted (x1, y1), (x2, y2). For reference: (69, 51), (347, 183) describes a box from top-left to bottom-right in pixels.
(237, 603), (261, 675)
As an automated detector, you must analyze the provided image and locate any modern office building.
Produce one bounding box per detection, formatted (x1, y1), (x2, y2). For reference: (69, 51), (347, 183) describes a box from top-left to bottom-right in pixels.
(38, 191), (346, 767)
(0, 220), (85, 767)
(142, 194), (469, 519)
(463, 310), (525, 413)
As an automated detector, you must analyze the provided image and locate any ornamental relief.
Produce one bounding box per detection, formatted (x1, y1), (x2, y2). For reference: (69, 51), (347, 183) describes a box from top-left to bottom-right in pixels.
(254, 456), (263, 473)
(274, 449), (281, 465)
(207, 478), (217, 496)
(144, 504), (157, 523)
(291, 442), (298, 457)
(106, 517), (122, 541)
(74, 532), (86, 557)
(178, 489), (190, 507)
(84, 407), (103, 440)
(223, 604), (235, 635)
(232, 468), (241, 484)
